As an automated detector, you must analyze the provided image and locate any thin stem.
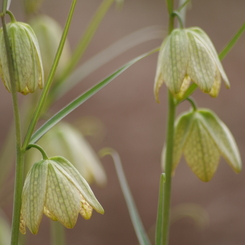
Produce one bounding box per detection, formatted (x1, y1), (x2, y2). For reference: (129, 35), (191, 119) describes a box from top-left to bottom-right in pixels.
(22, 0), (77, 151)
(172, 11), (184, 28)
(162, 91), (176, 245)
(1, 15), (24, 245)
(186, 97), (197, 111)
(51, 221), (66, 245)
(27, 144), (49, 160)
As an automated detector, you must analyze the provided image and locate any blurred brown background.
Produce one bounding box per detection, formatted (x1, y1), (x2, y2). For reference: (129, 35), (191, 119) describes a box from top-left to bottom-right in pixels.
(1, 0), (245, 244)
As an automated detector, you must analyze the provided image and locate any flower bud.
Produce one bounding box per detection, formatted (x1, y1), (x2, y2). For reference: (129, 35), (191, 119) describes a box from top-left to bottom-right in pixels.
(162, 109), (242, 182)
(0, 21), (44, 95)
(30, 15), (71, 80)
(20, 156), (104, 234)
(154, 28), (230, 102)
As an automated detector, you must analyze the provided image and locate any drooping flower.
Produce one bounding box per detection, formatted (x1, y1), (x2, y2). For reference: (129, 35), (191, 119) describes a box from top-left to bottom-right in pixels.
(30, 15), (71, 80)
(162, 109), (242, 182)
(25, 122), (107, 186)
(0, 21), (44, 95)
(154, 27), (230, 102)
(20, 156), (104, 234)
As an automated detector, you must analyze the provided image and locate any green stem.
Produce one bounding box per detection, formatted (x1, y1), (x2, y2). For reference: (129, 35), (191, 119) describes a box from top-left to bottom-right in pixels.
(22, 0), (77, 151)
(186, 97), (197, 111)
(27, 144), (49, 160)
(51, 221), (66, 245)
(162, 91), (176, 245)
(1, 15), (24, 245)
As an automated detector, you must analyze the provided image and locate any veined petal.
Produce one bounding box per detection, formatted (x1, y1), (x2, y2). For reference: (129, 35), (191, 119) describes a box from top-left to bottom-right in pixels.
(51, 156), (104, 215)
(21, 160), (48, 234)
(161, 110), (194, 173)
(45, 161), (80, 229)
(183, 115), (220, 182)
(209, 67), (221, 97)
(80, 195), (93, 220)
(197, 110), (242, 173)
(190, 27), (230, 88)
(187, 30), (217, 93)
(174, 76), (191, 100)
(161, 29), (189, 94)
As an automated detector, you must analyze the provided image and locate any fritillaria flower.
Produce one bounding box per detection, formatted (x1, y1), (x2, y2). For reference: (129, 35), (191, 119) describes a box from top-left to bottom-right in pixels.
(0, 21), (44, 95)
(162, 109), (242, 182)
(20, 156), (104, 234)
(154, 27), (230, 102)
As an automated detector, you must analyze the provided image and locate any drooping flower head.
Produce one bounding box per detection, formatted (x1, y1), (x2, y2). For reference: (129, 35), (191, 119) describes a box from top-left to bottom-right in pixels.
(162, 109), (242, 182)
(154, 27), (230, 102)
(20, 156), (104, 234)
(0, 21), (44, 95)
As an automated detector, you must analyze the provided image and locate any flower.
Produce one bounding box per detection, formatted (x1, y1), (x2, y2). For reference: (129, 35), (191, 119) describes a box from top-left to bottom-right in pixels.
(20, 156), (104, 234)
(154, 27), (230, 102)
(30, 15), (71, 80)
(162, 109), (242, 182)
(0, 21), (44, 95)
(25, 122), (107, 186)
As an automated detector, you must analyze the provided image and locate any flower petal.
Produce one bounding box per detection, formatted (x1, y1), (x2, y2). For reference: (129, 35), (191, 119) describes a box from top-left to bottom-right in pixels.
(45, 161), (80, 229)
(183, 116), (220, 182)
(197, 110), (242, 173)
(51, 156), (104, 215)
(187, 30), (217, 93)
(161, 29), (189, 95)
(21, 160), (48, 234)
(190, 27), (230, 88)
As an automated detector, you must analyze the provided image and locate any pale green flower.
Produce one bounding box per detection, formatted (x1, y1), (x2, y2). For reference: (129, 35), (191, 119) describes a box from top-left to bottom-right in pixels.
(154, 28), (230, 102)
(20, 156), (104, 234)
(162, 109), (242, 182)
(0, 21), (44, 95)
(30, 15), (71, 80)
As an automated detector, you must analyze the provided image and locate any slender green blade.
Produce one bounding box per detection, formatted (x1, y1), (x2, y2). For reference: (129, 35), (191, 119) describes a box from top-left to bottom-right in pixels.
(30, 48), (158, 144)
(2, 0), (11, 13)
(155, 173), (166, 245)
(99, 148), (151, 245)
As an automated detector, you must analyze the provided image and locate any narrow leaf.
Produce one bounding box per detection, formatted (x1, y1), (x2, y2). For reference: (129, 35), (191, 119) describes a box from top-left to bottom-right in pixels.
(99, 148), (151, 245)
(29, 48), (158, 145)
(2, 0), (11, 14)
(155, 173), (166, 245)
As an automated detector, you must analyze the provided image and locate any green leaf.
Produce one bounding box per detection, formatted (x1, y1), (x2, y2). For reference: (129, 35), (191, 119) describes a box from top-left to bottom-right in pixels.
(99, 148), (151, 245)
(2, 0), (11, 14)
(155, 173), (166, 245)
(29, 48), (158, 145)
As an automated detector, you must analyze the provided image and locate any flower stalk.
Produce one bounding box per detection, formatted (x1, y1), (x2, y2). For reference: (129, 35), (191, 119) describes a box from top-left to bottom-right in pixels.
(1, 13), (24, 245)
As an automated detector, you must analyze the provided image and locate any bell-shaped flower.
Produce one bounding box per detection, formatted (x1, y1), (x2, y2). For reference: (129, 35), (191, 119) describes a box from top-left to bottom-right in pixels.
(30, 15), (71, 80)
(20, 156), (104, 234)
(0, 21), (44, 95)
(25, 122), (106, 185)
(162, 109), (242, 182)
(154, 27), (230, 102)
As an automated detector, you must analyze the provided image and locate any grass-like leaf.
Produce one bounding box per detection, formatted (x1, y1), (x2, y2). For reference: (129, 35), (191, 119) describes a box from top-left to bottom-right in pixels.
(29, 48), (159, 144)
(99, 148), (151, 245)
(2, 0), (11, 14)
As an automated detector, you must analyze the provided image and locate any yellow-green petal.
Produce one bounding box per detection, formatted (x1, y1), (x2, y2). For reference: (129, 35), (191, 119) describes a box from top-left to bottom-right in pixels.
(161, 29), (189, 94)
(21, 160), (48, 234)
(187, 30), (217, 93)
(45, 161), (80, 229)
(51, 156), (104, 215)
(183, 116), (220, 182)
(197, 109), (242, 173)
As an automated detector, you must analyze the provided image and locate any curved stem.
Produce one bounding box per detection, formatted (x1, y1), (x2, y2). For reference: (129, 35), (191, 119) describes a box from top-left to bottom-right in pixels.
(172, 11), (184, 28)
(27, 144), (49, 160)
(1, 15), (24, 245)
(186, 97), (197, 111)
